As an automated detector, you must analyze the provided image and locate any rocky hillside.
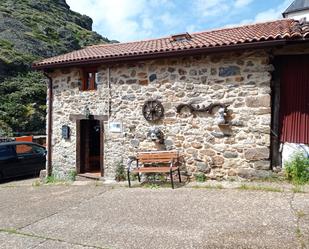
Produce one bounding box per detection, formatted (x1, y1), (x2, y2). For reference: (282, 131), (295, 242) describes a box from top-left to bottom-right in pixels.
(0, 0), (112, 135)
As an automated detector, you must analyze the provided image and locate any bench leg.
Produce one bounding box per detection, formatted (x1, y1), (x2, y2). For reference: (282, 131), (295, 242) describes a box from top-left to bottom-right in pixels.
(170, 169), (174, 189)
(127, 170), (131, 187)
(178, 168), (181, 183)
(138, 173), (141, 182)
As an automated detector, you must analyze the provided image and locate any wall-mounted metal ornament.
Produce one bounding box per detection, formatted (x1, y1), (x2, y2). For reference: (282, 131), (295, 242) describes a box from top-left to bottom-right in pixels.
(215, 107), (228, 125)
(142, 100), (164, 121)
(176, 102), (229, 114)
(147, 127), (164, 144)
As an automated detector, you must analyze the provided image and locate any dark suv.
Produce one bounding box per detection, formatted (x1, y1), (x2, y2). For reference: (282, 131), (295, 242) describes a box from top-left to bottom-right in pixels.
(0, 142), (46, 181)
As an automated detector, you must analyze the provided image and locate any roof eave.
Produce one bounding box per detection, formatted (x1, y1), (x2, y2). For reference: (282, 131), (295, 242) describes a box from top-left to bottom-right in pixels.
(283, 6), (309, 16)
(33, 39), (288, 70)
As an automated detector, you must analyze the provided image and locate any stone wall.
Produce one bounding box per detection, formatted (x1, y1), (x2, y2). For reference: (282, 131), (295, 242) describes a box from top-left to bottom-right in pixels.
(49, 49), (274, 180)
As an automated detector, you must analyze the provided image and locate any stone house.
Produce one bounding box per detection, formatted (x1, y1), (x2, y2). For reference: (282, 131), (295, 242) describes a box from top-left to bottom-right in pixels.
(33, 19), (309, 181)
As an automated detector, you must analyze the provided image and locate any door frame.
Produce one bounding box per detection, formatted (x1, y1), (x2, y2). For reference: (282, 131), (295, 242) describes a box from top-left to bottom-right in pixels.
(71, 114), (108, 177)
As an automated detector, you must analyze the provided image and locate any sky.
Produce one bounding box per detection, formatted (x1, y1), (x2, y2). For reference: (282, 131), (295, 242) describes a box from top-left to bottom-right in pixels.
(66, 0), (293, 42)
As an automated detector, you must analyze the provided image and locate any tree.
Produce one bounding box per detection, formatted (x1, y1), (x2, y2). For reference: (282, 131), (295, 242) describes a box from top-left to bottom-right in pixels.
(0, 71), (46, 135)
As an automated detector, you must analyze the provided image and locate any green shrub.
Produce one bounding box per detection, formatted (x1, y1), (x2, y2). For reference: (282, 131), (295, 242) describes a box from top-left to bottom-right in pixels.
(115, 162), (126, 182)
(67, 170), (77, 181)
(194, 173), (206, 182)
(285, 153), (309, 185)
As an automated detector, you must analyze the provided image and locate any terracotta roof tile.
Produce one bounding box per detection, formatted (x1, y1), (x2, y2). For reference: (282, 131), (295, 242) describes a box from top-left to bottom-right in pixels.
(33, 19), (309, 69)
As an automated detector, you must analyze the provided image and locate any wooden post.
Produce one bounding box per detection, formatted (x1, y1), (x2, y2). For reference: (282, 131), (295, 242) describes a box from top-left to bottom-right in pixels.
(271, 57), (282, 168)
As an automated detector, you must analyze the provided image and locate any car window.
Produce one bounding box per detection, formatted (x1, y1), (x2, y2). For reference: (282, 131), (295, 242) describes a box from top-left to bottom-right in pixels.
(32, 145), (45, 155)
(0, 145), (16, 159)
(16, 144), (33, 155)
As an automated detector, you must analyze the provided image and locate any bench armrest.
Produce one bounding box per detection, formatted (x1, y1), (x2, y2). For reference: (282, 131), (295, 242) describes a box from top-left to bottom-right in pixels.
(170, 158), (179, 169)
(127, 156), (138, 172)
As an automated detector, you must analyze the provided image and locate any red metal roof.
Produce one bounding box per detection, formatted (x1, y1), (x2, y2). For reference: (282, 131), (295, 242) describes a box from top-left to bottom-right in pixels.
(280, 55), (309, 144)
(33, 19), (309, 69)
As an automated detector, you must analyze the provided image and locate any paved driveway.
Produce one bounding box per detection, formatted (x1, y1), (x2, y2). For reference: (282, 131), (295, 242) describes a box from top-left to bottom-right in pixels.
(0, 180), (308, 249)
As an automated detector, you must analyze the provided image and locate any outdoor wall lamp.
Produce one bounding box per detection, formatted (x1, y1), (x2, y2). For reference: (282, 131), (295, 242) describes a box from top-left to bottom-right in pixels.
(84, 106), (91, 119)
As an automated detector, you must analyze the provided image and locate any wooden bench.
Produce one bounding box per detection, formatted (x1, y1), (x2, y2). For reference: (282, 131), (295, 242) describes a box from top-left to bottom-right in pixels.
(127, 151), (182, 189)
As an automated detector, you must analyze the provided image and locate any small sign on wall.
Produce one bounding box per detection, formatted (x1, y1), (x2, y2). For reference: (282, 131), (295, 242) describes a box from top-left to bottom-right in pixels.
(62, 125), (70, 139)
(109, 122), (122, 133)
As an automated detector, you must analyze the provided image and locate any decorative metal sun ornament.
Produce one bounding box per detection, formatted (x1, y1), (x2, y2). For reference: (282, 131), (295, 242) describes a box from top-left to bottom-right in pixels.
(142, 100), (164, 121)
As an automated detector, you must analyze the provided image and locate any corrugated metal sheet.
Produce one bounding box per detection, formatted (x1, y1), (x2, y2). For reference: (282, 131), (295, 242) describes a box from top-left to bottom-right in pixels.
(280, 55), (309, 144)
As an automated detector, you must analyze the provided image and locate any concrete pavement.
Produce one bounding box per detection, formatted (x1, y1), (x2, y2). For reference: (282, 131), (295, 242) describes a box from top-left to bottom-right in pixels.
(0, 179), (308, 249)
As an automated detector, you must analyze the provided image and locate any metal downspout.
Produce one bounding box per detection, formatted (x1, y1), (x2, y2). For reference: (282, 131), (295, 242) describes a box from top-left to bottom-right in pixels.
(107, 67), (111, 118)
(44, 72), (53, 177)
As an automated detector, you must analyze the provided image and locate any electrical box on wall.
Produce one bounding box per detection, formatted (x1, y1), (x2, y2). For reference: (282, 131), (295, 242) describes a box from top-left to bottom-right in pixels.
(62, 125), (70, 139)
(109, 122), (122, 133)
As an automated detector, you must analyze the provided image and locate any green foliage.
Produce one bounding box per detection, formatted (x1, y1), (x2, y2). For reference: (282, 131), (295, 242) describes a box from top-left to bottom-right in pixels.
(67, 170), (77, 181)
(45, 175), (58, 184)
(0, 0), (114, 134)
(285, 153), (309, 185)
(44, 174), (66, 184)
(0, 71), (46, 134)
(0, 120), (13, 137)
(194, 173), (206, 182)
(0, 39), (13, 49)
(115, 162), (126, 182)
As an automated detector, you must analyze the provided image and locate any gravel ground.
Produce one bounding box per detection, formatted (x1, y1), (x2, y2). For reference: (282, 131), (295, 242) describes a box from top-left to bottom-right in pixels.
(0, 178), (308, 249)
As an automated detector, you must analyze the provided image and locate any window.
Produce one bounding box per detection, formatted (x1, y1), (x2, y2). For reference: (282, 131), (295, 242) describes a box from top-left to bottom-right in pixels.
(32, 145), (46, 155)
(15, 144), (46, 156)
(82, 68), (98, 91)
(0, 145), (16, 159)
(16, 144), (33, 155)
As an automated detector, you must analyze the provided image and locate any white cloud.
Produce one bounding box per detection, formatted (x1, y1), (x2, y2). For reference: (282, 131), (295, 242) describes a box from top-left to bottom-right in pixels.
(253, 0), (291, 22)
(66, 0), (292, 42)
(66, 0), (180, 42)
(195, 0), (230, 17)
(159, 13), (178, 29)
(234, 0), (253, 8)
(66, 0), (153, 41)
(224, 0), (291, 28)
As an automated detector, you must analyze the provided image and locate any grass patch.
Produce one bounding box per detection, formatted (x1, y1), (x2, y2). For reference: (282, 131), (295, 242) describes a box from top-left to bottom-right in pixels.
(238, 184), (283, 192)
(194, 173), (206, 182)
(44, 175), (67, 185)
(144, 183), (161, 189)
(296, 210), (306, 218)
(254, 175), (286, 183)
(292, 185), (306, 193)
(295, 228), (305, 249)
(32, 180), (41, 187)
(192, 184), (224, 190)
(0, 228), (18, 234)
(131, 181), (174, 189)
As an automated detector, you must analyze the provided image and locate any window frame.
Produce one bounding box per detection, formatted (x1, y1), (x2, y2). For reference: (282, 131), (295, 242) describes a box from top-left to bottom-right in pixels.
(82, 67), (98, 91)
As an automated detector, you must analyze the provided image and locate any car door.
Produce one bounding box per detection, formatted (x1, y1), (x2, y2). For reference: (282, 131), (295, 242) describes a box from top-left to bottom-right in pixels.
(14, 143), (43, 176)
(0, 145), (18, 179)
(31, 144), (46, 173)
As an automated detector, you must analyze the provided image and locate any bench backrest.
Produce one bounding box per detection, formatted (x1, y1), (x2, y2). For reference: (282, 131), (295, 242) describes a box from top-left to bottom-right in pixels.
(137, 151), (180, 164)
